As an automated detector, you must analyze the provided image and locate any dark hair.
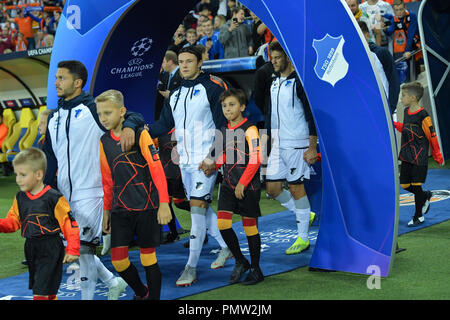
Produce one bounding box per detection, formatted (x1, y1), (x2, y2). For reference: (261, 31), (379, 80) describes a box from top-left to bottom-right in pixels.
(179, 45), (203, 62)
(220, 88), (247, 106)
(358, 20), (369, 34)
(57, 60), (88, 88)
(269, 41), (286, 56)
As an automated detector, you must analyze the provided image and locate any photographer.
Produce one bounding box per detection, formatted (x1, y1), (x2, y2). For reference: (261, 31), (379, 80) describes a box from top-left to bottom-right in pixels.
(168, 24), (188, 54)
(219, 7), (253, 58)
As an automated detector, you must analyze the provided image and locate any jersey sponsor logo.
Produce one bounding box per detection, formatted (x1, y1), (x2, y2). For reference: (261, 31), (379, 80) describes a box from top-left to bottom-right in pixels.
(312, 34), (349, 86)
(400, 190), (450, 206)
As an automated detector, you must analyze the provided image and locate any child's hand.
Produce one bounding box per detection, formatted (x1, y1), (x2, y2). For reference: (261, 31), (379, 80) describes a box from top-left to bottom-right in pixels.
(433, 152), (444, 166)
(157, 203), (172, 225)
(199, 158), (216, 176)
(63, 254), (79, 264)
(235, 183), (245, 200)
(102, 210), (111, 234)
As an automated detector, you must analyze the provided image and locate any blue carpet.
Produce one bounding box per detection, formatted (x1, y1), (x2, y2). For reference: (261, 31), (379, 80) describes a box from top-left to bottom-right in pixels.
(1, 169), (449, 300)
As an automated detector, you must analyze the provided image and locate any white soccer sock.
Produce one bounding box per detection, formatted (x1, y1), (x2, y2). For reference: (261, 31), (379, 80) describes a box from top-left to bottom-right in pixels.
(206, 206), (227, 248)
(95, 254), (118, 288)
(275, 189), (295, 212)
(79, 253), (99, 300)
(295, 208), (311, 242)
(187, 208), (207, 268)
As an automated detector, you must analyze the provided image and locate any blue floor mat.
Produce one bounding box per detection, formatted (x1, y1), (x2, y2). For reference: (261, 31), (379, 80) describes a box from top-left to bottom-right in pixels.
(1, 169), (449, 300)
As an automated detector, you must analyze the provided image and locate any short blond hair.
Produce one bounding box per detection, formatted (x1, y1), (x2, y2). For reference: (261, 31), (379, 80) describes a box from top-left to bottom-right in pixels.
(12, 147), (47, 173)
(402, 81), (424, 101)
(95, 89), (124, 107)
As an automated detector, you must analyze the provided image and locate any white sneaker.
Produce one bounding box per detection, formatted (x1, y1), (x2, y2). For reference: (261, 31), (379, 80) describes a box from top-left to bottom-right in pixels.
(176, 265), (197, 287)
(211, 247), (233, 269)
(407, 216), (424, 227)
(101, 234), (111, 255)
(107, 277), (128, 300)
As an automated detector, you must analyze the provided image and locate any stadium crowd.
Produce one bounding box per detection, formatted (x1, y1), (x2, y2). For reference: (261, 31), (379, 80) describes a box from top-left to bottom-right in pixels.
(0, 0), (64, 54)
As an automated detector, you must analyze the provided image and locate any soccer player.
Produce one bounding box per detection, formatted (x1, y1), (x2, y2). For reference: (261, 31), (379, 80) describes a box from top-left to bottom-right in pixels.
(200, 88), (264, 285)
(96, 90), (171, 300)
(0, 148), (80, 300)
(264, 41), (318, 255)
(147, 46), (231, 287)
(43, 60), (145, 299)
(393, 82), (443, 226)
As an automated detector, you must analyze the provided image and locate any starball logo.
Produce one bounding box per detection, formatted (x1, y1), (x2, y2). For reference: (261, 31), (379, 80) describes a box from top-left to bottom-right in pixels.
(110, 37), (155, 79)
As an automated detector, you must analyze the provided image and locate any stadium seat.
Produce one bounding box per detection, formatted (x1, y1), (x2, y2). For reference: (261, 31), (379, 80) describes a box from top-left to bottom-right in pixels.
(20, 106), (47, 150)
(0, 109), (17, 164)
(4, 108), (35, 162)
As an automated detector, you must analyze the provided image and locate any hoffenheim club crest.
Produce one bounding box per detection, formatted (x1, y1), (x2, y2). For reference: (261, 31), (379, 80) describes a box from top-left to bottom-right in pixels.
(312, 34), (349, 86)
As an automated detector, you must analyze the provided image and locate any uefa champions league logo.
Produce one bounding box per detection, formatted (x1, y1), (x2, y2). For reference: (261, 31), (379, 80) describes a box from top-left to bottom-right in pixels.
(110, 37), (155, 79)
(131, 37), (153, 57)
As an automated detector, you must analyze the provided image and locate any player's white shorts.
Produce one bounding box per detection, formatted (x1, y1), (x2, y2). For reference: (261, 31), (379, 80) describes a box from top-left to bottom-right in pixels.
(180, 165), (217, 203)
(266, 146), (310, 183)
(69, 197), (103, 246)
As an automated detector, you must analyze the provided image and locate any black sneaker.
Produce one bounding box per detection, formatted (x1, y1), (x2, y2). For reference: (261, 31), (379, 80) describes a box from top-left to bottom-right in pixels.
(407, 216), (424, 227)
(422, 191), (432, 215)
(162, 232), (179, 244)
(241, 267), (264, 285)
(184, 234), (208, 248)
(229, 260), (250, 284)
(133, 286), (149, 300)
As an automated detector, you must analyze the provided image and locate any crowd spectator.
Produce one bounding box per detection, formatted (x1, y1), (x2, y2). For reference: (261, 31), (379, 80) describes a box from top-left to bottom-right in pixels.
(35, 28), (45, 47)
(219, 7), (253, 58)
(15, 31), (27, 51)
(198, 18), (224, 60)
(359, 0), (395, 50)
(0, 27), (14, 53)
(6, 9), (35, 49)
(213, 14), (226, 31)
(384, 0), (421, 62)
(168, 24), (188, 54)
(183, 28), (198, 48)
(346, 0), (377, 43)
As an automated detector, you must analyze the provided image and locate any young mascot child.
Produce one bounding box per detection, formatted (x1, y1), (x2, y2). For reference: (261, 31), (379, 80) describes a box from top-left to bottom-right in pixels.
(0, 148), (80, 300)
(96, 90), (172, 300)
(200, 88), (264, 285)
(394, 81), (443, 226)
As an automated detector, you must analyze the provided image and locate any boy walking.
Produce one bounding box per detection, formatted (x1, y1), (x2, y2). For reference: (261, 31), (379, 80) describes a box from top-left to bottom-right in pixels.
(200, 88), (263, 285)
(0, 148), (80, 300)
(394, 82), (443, 226)
(96, 90), (172, 300)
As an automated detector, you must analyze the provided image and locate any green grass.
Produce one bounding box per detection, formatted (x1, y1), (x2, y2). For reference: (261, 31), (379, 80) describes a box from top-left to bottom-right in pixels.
(1, 160), (449, 300)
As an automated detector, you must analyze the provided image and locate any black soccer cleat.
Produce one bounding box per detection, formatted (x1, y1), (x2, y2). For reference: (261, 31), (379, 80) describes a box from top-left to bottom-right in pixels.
(229, 259), (250, 284)
(241, 267), (264, 285)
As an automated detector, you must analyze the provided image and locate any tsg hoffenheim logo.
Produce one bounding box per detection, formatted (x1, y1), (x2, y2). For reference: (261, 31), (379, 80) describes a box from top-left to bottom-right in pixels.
(131, 37), (153, 57)
(312, 34), (349, 86)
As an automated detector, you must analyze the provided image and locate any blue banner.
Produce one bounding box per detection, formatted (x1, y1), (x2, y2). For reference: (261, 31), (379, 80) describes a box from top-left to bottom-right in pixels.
(48, 0), (399, 277)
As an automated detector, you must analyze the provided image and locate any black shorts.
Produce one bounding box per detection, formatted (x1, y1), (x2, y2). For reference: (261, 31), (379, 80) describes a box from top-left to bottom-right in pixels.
(400, 161), (428, 185)
(167, 178), (186, 199)
(111, 209), (162, 248)
(218, 184), (261, 218)
(24, 235), (65, 295)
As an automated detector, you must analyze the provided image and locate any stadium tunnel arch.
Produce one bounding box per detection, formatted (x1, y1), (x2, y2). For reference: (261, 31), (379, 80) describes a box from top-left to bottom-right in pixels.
(47, 0), (399, 277)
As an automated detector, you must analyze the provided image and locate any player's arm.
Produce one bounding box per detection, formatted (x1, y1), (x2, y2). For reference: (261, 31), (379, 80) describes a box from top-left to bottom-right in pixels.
(147, 101), (175, 138)
(0, 197), (21, 233)
(238, 125), (261, 188)
(42, 115), (58, 188)
(99, 141), (114, 233)
(53, 196), (80, 257)
(139, 130), (172, 225)
(297, 79), (318, 164)
(422, 116), (443, 165)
